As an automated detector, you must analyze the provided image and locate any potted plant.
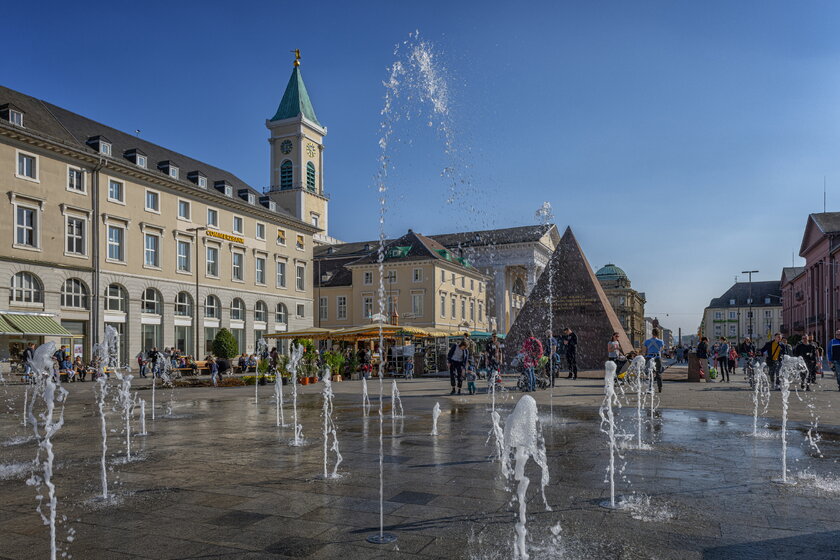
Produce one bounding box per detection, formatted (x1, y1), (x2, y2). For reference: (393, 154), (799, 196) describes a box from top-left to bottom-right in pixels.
(212, 328), (238, 375)
(257, 358), (269, 385)
(323, 351), (345, 382)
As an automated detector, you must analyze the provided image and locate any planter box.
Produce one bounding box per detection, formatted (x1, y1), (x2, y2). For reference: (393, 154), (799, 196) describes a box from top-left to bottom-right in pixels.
(299, 377), (309, 385)
(331, 375), (342, 382)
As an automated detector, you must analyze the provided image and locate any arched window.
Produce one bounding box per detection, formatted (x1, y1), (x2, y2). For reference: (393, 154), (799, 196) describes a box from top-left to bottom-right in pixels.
(306, 162), (316, 192)
(141, 288), (162, 315)
(231, 298), (245, 321)
(254, 300), (267, 322)
(175, 292), (193, 316)
(280, 160), (293, 190)
(61, 278), (89, 309)
(275, 303), (288, 324)
(512, 278), (526, 297)
(10, 272), (43, 303)
(205, 295), (220, 319)
(105, 284), (127, 312)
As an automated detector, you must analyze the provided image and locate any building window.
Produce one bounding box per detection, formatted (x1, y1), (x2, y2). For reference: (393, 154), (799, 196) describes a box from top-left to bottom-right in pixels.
(256, 223), (266, 240)
(729, 299), (736, 305)
(469, 300), (475, 321)
(177, 240), (191, 272)
(479, 302), (483, 321)
(61, 278), (89, 309)
(764, 310), (772, 318)
(277, 229), (286, 246)
(729, 311), (736, 320)
(169, 166), (179, 179)
(441, 270), (445, 282)
(9, 109), (23, 126)
(461, 276), (465, 288)
(764, 297), (771, 304)
(319, 297), (328, 320)
(296, 264), (305, 291)
(364, 271), (373, 285)
(412, 293), (423, 317)
(105, 284), (127, 311)
(296, 304), (305, 318)
(17, 152), (37, 179)
(461, 299), (466, 320)
(65, 216), (85, 255)
(714, 312), (722, 320)
(15, 206), (38, 247)
(136, 155), (147, 169)
(255, 301), (267, 322)
(145, 190), (160, 212)
(10, 271), (43, 303)
(413, 268), (422, 282)
(205, 295), (220, 319)
(363, 296), (373, 318)
(306, 162), (316, 191)
(296, 235), (304, 250)
(280, 160), (293, 190)
(231, 298), (245, 321)
(276, 261), (287, 288)
(108, 180), (124, 202)
(67, 168), (84, 192)
(275, 303), (288, 324)
(142, 288), (162, 315)
(107, 225), (125, 261)
(233, 216), (243, 235)
(178, 200), (191, 220)
(470, 279), (474, 290)
(440, 294), (446, 317)
(144, 233), (160, 267)
(206, 246), (219, 277)
(197, 175), (206, 188)
(451, 296), (456, 317)
(100, 142), (112, 156)
(255, 257), (266, 285)
(175, 292), (193, 316)
(337, 296), (347, 320)
(451, 273), (456, 285)
(311, 214), (319, 228)
(232, 252), (244, 281)
(207, 208), (218, 227)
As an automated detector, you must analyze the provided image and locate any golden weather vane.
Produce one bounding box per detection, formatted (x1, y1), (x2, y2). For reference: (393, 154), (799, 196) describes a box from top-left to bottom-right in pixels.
(291, 49), (301, 67)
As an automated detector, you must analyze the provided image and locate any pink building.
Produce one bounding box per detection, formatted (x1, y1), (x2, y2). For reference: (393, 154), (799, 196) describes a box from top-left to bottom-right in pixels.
(782, 213), (840, 345)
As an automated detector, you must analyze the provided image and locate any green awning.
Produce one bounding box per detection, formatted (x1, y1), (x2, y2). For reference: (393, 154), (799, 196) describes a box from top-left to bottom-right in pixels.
(0, 314), (18, 335)
(2, 314), (72, 336)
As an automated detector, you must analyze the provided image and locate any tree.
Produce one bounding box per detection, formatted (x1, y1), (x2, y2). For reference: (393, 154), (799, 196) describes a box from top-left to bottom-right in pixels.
(212, 328), (238, 359)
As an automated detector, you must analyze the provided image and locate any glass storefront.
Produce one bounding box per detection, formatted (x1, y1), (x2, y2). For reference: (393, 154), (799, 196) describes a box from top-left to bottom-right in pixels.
(174, 325), (194, 357)
(141, 323), (162, 352)
(231, 328), (245, 355)
(204, 327), (219, 356)
(104, 322), (127, 366)
(61, 320), (88, 362)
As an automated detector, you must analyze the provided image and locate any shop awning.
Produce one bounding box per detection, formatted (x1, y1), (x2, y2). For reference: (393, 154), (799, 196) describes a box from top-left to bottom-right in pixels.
(1, 314), (72, 336)
(0, 314), (19, 335)
(263, 327), (334, 340)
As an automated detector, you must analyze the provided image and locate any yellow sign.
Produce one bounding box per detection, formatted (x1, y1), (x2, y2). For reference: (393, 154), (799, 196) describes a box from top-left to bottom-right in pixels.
(206, 230), (244, 244)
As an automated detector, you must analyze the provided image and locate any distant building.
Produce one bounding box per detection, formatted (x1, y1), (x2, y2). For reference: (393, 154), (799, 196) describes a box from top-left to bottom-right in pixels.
(702, 281), (782, 343)
(595, 264), (646, 348)
(781, 212), (840, 344)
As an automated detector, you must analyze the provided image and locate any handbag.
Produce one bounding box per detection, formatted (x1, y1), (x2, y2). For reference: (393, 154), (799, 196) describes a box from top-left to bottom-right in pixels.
(709, 367), (718, 379)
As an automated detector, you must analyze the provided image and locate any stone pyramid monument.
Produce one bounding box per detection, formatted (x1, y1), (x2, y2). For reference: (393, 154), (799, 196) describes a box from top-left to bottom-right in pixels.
(504, 226), (634, 371)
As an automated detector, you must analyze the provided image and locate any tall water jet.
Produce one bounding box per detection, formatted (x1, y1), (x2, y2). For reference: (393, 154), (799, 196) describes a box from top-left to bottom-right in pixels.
(535, 202), (555, 393)
(274, 364), (286, 427)
(751, 359), (771, 437)
(114, 370), (134, 461)
(288, 344), (304, 446)
(25, 341), (69, 560)
(138, 398), (147, 436)
(431, 402), (441, 436)
(628, 356), (646, 449)
(362, 376), (371, 414)
(255, 338), (268, 404)
(500, 395), (551, 560)
(320, 373), (342, 478)
(776, 356), (797, 484)
(599, 361), (622, 508)
(391, 380), (404, 419)
(96, 376), (109, 500)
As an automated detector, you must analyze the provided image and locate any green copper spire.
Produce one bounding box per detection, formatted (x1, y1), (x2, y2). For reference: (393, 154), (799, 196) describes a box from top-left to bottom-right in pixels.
(270, 65), (321, 126)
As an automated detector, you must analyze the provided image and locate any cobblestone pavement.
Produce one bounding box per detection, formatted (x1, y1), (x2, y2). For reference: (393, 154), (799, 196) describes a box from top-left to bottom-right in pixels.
(1, 373), (839, 559)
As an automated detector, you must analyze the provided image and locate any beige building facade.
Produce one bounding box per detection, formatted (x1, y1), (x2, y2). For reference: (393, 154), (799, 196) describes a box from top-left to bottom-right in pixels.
(314, 230), (490, 332)
(0, 72), (319, 364)
(595, 264), (646, 348)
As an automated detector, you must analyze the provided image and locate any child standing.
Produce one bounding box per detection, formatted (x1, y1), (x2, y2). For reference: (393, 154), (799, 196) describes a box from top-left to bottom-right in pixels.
(465, 365), (477, 395)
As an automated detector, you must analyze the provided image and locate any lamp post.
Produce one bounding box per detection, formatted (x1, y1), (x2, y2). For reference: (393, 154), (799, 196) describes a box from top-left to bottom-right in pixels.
(187, 227), (207, 358)
(742, 270), (759, 340)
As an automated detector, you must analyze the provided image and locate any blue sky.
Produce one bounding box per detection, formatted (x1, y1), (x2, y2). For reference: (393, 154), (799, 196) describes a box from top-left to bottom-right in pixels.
(7, 0), (840, 337)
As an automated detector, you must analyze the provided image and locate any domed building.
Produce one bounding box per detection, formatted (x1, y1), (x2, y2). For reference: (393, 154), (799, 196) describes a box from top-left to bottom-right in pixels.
(596, 263), (646, 348)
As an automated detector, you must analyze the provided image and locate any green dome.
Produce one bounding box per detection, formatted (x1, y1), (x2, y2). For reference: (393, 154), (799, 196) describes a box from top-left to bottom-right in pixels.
(596, 264), (628, 281)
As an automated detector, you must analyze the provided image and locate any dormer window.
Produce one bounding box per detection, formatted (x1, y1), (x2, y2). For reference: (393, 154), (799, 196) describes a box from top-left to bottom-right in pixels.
(729, 299), (735, 305)
(248, 193), (256, 205)
(124, 149), (147, 169)
(87, 135), (112, 156)
(158, 160), (179, 180)
(225, 186), (232, 197)
(1, 104), (24, 126)
(188, 171), (207, 188)
(259, 196), (277, 212)
(214, 180), (233, 197)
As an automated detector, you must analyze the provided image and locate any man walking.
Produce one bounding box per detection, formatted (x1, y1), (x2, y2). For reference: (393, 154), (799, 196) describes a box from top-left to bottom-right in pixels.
(544, 329), (559, 387)
(760, 333), (786, 388)
(793, 334), (818, 391)
(562, 327), (578, 380)
(643, 328), (665, 392)
(447, 340), (467, 395)
(828, 329), (840, 391)
(717, 337), (730, 383)
(22, 342), (35, 383)
(520, 330), (543, 392)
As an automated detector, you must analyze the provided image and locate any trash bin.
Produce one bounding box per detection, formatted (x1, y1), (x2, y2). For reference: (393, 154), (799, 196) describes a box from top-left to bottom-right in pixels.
(687, 352), (702, 382)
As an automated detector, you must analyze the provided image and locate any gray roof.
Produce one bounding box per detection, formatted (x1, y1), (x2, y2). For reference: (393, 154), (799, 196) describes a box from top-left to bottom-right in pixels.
(431, 224), (553, 249)
(708, 281), (781, 308)
(810, 212), (840, 234)
(781, 266), (806, 285)
(0, 85), (309, 228)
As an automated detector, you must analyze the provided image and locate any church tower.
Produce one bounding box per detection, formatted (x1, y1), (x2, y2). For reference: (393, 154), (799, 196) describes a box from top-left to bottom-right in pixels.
(266, 51), (330, 242)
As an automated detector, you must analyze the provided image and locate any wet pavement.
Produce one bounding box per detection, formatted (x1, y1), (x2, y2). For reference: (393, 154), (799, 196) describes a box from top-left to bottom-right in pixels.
(1, 377), (839, 559)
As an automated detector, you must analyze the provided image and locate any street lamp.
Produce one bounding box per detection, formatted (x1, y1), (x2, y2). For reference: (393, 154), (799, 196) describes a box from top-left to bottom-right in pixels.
(187, 227), (207, 358)
(742, 270), (759, 340)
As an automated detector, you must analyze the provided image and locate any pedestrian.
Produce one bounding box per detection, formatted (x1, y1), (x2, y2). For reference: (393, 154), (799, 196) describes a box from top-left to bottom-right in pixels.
(520, 329), (543, 392)
(209, 357), (219, 387)
(22, 342), (35, 383)
(465, 363), (477, 395)
(759, 333), (786, 388)
(607, 332), (626, 378)
(544, 329), (559, 386)
(697, 337), (709, 377)
(829, 329), (840, 391)
(675, 345), (684, 364)
(447, 341), (467, 395)
(793, 334), (818, 391)
(562, 327), (578, 380)
(148, 347), (160, 377)
(717, 337), (730, 383)
(72, 356), (85, 382)
(728, 344), (738, 378)
(643, 328), (665, 392)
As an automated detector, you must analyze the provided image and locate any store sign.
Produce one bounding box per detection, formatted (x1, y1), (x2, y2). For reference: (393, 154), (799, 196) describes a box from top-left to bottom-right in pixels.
(206, 230), (244, 244)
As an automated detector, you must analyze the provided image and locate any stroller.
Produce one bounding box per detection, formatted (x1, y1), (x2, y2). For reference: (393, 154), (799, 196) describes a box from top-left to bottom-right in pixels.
(516, 367), (550, 391)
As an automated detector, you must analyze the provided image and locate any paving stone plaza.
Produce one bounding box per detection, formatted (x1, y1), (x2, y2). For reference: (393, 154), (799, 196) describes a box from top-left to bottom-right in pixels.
(2, 369), (840, 559)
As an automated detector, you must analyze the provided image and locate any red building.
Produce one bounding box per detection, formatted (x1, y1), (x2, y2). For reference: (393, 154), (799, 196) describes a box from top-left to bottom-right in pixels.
(782, 213), (840, 345)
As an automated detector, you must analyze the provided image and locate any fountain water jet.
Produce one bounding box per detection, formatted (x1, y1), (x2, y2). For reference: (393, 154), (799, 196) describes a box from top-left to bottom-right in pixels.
(751, 359), (771, 437)
(288, 344), (305, 446)
(599, 361), (623, 508)
(391, 380), (404, 419)
(431, 402), (441, 436)
(362, 376), (371, 414)
(138, 398), (147, 436)
(274, 364), (286, 427)
(774, 356), (799, 484)
(320, 373), (342, 479)
(114, 370), (134, 461)
(96, 376), (109, 500)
